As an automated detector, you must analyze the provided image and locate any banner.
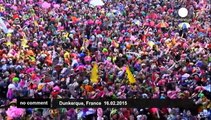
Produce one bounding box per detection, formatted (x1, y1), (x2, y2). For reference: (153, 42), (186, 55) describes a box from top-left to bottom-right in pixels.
(90, 63), (98, 83)
(126, 66), (136, 84)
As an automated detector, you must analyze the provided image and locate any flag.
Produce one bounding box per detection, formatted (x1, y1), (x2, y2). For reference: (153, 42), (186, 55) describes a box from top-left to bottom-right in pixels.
(126, 66), (136, 84)
(21, 38), (29, 48)
(71, 16), (79, 23)
(34, 20), (38, 26)
(148, 41), (155, 48)
(0, 17), (8, 33)
(84, 39), (91, 56)
(5, 41), (12, 47)
(87, 49), (91, 56)
(90, 63), (98, 83)
(0, 17), (13, 34)
(0, 5), (5, 12)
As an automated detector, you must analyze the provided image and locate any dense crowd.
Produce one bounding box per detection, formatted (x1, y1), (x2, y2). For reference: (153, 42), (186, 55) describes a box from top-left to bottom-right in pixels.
(0, 0), (210, 120)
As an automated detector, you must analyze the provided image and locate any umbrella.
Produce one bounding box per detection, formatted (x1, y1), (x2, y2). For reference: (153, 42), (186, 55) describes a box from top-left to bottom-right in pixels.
(126, 52), (141, 57)
(8, 84), (16, 89)
(53, 4), (60, 8)
(130, 36), (137, 41)
(143, 22), (150, 26)
(84, 56), (91, 62)
(149, 108), (158, 114)
(76, 65), (85, 71)
(78, 109), (96, 119)
(6, 29), (14, 33)
(148, 13), (158, 19)
(102, 48), (108, 53)
(106, 12), (114, 17)
(126, 55), (133, 60)
(150, 21), (155, 27)
(41, 2), (51, 9)
(110, 109), (118, 116)
(85, 109), (96, 115)
(134, 20), (141, 26)
(182, 73), (190, 78)
(90, 0), (104, 7)
(157, 79), (166, 86)
(107, 57), (112, 61)
(95, 19), (102, 25)
(37, 84), (44, 91)
(179, 22), (190, 29)
(12, 77), (19, 82)
(6, 106), (25, 119)
(26, 67), (35, 73)
(78, 53), (85, 58)
(53, 86), (60, 91)
(167, 91), (177, 99)
(77, 111), (84, 119)
(148, 41), (155, 48)
(195, 61), (203, 67)
(198, 92), (204, 98)
(195, 86), (204, 91)
(203, 84), (211, 92)
(156, 22), (168, 28)
(97, 108), (103, 118)
(11, 5), (17, 10)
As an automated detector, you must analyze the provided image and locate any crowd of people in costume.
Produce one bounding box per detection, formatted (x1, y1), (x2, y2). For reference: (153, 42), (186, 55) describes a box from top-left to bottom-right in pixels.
(0, 0), (210, 119)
